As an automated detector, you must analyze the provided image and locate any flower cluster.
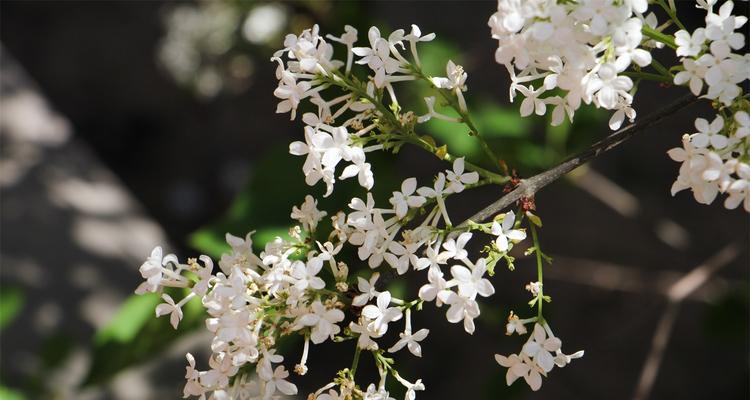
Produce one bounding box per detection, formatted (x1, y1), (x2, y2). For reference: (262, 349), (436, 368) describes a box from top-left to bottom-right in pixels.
(271, 23), (493, 197)
(488, 0), (750, 213)
(488, 0), (654, 129)
(496, 322), (583, 391)
(667, 1), (749, 212)
(134, 172), (537, 398)
(136, 21), (586, 399)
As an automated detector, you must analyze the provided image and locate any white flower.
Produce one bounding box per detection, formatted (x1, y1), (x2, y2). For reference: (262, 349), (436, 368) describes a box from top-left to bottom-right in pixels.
(674, 28), (706, 58)
(352, 272), (380, 307)
(274, 71), (311, 120)
(388, 325), (429, 357)
(439, 232), (472, 262)
(404, 24), (435, 67)
(705, 16), (745, 58)
(494, 353), (542, 391)
(413, 244), (443, 271)
(553, 349), (585, 368)
(389, 177), (426, 219)
(449, 258), (495, 300)
(416, 96), (459, 123)
(505, 312), (528, 336)
(702, 57), (743, 106)
(445, 158), (479, 193)
(725, 163), (750, 212)
(340, 149), (374, 190)
(183, 354), (205, 398)
(432, 60), (467, 91)
(491, 211), (526, 252)
(432, 60), (469, 111)
(445, 292), (480, 334)
(402, 379), (425, 400)
(362, 291), (403, 335)
(418, 268), (451, 306)
(291, 257), (326, 291)
(673, 58), (707, 96)
(294, 300), (345, 344)
(517, 85), (546, 117)
(735, 111), (750, 139)
(384, 241), (419, 275)
(135, 246), (179, 294)
(219, 232), (259, 274)
(352, 27), (402, 87)
(692, 116), (728, 149)
(206, 309), (254, 344)
(705, 1), (748, 29)
(522, 323), (562, 373)
(349, 319), (381, 350)
(348, 192), (376, 228)
(155, 293), (184, 329)
(291, 195), (327, 232)
(363, 384), (394, 400)
(263, 366), (298, 398)
(609, 103), (636, 130)
(587, 64), (633, 110)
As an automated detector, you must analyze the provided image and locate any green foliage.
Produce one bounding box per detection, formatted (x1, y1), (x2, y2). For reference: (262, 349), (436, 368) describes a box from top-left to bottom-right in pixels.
(190, 143), (398, 258)
(82, 290), (205, 386)
(0, 385), (25, 400)
(0, 285), (24, 331)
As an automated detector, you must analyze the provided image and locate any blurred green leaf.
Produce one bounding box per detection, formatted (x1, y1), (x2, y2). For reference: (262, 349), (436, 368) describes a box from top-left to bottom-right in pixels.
(83, 290), (205, 386)
(0, 385), (25, 400)
(419, 39), (461, 77)
(0, 285), (23, 330)
(190, 229), (231, 260)
(95, 293), (160, 344)
(190, 143), (397, 258)
(254, 226), (293, 245)
(474, 103), (531, 139)
(423, 119), (482, 162)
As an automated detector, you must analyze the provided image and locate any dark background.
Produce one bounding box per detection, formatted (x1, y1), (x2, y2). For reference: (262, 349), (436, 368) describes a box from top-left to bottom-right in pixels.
(1, 1), (748, 399)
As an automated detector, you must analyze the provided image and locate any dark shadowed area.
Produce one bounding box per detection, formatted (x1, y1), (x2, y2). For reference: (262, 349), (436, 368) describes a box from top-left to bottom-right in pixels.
(1, 1), (748, 400)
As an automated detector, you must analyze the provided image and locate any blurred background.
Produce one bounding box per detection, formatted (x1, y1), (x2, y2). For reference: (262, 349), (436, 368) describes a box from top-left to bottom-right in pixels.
(0, 1), (747, 399)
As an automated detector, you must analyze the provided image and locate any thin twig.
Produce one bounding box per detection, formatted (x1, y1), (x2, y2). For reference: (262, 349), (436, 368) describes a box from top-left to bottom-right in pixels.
(456, 93), (698, 228)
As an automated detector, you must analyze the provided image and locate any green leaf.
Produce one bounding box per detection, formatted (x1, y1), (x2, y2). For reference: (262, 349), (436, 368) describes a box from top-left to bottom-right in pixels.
(190, 143), (398, 259)
(254, 226), (293, 245)
(95, 293), (160, 344)
(0, 384), (25, 400)
(474, 103), (531, 139)
(0, 285), (24, 330)
(423, 118), (481, 161)
(418, 39), (461, 77)
(83, 290), (205, 386)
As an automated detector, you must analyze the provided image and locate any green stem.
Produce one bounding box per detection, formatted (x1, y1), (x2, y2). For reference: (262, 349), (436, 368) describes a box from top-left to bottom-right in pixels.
(410, 65), (503, 173)
(642, 25), (677, 50)
(650, 58), (674, 80)
(320, 71), (508, 185)
(656, 0), (687, 31)
(396, 134), (508, 184)
(350, 346), (362, 379)
(530, 224), (544, 320)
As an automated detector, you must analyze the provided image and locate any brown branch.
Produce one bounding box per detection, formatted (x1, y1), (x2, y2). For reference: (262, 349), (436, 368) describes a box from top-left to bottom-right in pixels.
(456, 93), (699, 227)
